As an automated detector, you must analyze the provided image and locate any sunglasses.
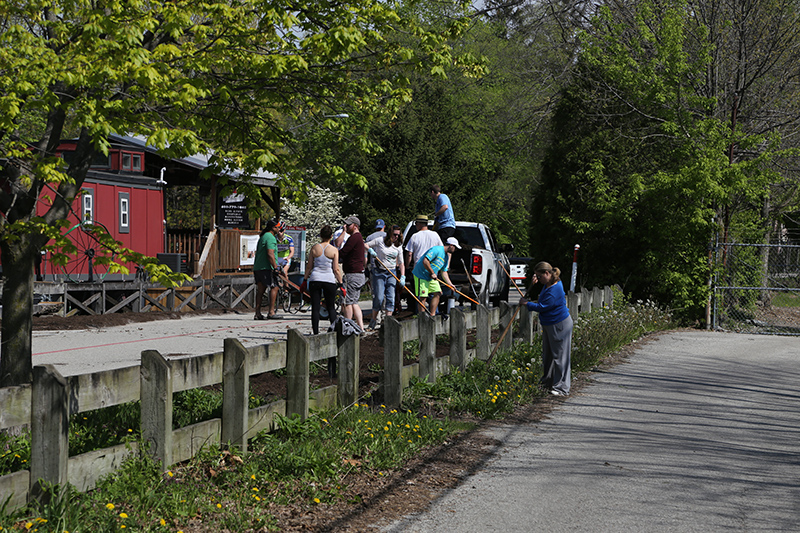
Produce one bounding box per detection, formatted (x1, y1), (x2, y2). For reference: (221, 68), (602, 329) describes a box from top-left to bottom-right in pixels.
(392, 233), (401, 238)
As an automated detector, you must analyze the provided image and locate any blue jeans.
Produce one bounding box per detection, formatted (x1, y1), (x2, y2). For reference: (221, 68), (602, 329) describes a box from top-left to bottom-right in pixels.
(371, 269), (397, 314)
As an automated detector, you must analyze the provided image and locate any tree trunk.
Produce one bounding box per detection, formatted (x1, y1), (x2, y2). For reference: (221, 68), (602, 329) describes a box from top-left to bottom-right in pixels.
(0, 237), (37, 387)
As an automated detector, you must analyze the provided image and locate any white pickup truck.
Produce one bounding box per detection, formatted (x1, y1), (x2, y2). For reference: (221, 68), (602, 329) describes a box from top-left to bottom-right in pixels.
(402, 220), (513, 306)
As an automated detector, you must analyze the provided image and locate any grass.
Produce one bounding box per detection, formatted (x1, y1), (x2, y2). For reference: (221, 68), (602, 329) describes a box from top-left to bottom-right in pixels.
(0, 296), (674, 531)
(771, 291), (800, 308)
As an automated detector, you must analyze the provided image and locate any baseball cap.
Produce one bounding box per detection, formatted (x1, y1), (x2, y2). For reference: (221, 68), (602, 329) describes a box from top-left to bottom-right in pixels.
(344, 215), (360, 227)
(446, 237), (462, 249)
(375, 219), (385, 229)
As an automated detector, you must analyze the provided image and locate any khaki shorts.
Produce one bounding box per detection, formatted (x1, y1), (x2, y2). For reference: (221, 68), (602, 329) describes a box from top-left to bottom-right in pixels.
(343, 273), (365, 305)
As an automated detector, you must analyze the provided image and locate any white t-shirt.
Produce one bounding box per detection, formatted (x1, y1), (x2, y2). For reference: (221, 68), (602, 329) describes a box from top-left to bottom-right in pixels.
(366, 237), (403, 271)
(405, 230), (443, 266)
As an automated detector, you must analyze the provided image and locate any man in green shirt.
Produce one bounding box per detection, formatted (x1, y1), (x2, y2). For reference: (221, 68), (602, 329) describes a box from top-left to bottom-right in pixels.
(254, 220), (283, 319)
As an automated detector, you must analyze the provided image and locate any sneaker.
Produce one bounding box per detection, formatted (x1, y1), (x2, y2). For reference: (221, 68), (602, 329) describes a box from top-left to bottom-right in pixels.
(550, 389), (567, 397)
(368, 319), (377, 331)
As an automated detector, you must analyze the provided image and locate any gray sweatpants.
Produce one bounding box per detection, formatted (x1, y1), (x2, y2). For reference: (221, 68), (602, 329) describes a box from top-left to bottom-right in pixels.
(541, 314), (573, 394)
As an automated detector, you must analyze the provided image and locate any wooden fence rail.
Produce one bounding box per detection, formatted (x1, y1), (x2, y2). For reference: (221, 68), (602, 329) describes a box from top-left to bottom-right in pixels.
(0, 286), (616, 511)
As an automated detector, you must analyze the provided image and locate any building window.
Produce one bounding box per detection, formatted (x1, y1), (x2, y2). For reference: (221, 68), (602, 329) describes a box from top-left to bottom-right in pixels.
(121, 152), (142, 171)
(119, 192), (130, 234)
(82, 188), (94, 223)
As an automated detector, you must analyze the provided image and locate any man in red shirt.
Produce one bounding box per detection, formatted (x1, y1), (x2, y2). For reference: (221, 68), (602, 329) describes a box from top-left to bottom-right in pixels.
(336, 215), (366, 330)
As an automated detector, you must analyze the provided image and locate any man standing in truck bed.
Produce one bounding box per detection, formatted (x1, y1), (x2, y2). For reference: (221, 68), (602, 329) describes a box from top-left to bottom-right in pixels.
(430, 185), (455, 241)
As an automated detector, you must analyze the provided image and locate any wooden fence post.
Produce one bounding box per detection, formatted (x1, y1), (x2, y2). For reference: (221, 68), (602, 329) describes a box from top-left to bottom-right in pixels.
(449, 306), (467, 370)
(384, 316), (403, 407)
(30, 365), (69, 502)
(286, 329), (310, 420)
(222, 338), (250, 453)
(567, 292), (579, 317)
(499, 302), (514, 352)
(581, 287), (592, 314)
(519, 305), (536, 345)
(337, 329), (359, 408)
(605, 285), (616, 308)
(166, 288), (176, 312)
(476, 304), (491, 361)
(419, 313), (437, 382)
(141, 350), (173, 469)
(592, 286), (603, 311)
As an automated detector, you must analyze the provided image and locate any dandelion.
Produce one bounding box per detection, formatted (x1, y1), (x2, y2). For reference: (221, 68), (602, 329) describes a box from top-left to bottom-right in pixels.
(106, 503), (115, 510)
(251, 474), (256, 480)
(217, 503), (222, 508)
(314, 498), (321, 504)
(160, 519), (166, 526)
(119, 513), (128, 518)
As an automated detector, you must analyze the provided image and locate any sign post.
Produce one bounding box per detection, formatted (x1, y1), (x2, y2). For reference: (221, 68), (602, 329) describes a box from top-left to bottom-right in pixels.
(570, 244), (580, 293)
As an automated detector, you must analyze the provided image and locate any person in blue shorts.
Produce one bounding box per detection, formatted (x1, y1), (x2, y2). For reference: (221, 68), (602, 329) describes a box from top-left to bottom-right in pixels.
(411, 237), (460, 316)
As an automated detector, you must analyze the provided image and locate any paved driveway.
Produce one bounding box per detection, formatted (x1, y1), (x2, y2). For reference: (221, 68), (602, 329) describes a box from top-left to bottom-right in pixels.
(383, 330), (800, 532)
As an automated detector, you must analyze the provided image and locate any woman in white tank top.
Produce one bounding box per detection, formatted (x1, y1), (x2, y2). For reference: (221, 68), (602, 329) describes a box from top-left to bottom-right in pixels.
(303, 225), (343, 334)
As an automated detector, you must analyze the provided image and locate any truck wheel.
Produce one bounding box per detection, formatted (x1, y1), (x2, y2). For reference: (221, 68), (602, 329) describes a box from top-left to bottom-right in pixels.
(483, 271), (493, 307)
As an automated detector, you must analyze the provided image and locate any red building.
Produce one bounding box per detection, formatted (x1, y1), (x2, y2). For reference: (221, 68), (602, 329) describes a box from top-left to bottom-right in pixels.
(40, 134), (278, 282)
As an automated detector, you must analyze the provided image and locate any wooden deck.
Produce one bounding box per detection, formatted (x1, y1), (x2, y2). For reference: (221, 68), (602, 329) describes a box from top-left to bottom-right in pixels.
(32, 276), (257, 316)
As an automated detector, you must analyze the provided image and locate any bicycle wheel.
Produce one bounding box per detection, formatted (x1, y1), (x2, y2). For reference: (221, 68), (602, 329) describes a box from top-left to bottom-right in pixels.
(282, 287), (299, 314)
(60, 222), (116, 283)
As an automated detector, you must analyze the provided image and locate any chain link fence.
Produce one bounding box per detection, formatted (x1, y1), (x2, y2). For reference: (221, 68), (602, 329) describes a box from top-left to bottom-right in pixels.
(713, 242), (800, 335)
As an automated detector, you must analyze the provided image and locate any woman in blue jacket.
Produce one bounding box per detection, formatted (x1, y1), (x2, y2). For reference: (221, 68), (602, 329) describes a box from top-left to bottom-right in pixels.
(521, 261), (573, 396)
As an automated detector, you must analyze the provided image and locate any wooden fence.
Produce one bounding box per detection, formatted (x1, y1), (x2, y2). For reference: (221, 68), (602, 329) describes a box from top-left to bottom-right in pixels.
(1, 286), (616, 511)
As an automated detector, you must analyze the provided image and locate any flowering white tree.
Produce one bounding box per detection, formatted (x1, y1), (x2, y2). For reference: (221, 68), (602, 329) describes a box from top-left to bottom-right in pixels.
(282, 187), (347, 248)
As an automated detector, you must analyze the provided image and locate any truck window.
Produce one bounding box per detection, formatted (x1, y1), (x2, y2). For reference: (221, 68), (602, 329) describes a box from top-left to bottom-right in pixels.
(454, 227), (485, 249)
(486, 228), (498, 252)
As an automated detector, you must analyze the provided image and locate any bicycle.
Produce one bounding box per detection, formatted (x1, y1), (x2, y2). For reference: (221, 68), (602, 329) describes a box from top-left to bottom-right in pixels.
(276, 276), (310, 314)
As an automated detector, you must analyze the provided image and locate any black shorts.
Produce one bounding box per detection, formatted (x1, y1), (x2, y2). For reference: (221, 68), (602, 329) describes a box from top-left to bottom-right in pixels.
(437, 226), (455, 241)
(254, 269), (279, 288)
